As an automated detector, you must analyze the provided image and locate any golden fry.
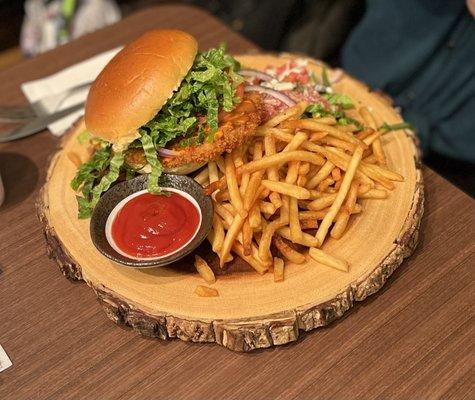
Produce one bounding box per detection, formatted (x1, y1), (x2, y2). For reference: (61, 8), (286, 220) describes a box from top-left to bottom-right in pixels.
(298, 162), (310, 176)
(300, 218), (319, 230)
(215, 189), (230, 202)
(242, 218), (253, 256)
(215, 156), (226, 174)
(317, 177), (335, 192)
(273, 257), (285, 282)
(308, 248), (349, 272)
(358, 188), (388, 199)
(285, 161), (300, 184)
(208, 161), (219, 183)
(248, 203), (262, 229)
(269, 191), (282, 208)
(315, 146), (364, 246)
(330, 210), (350, 239)
(372, 139), (387, 166)
(299, 210), (328, 220)
(306, 160), (334, 189)
(195, 285), (219, 297)
(259, 219), (286, 262)
(264, 101), (308, 127)
(214, 202), (234, 226)
(331, 167), (342, 181)
(194, 255), (216, 284)
(296, 175), (307, 187)
(194, 168), (210, 186)
(260, 201), (276, 215)
(277, 227), (320, 247)
(220, 214), (246, 267)
(225, 152), (246, 218)
(289, 196), (303, 242)
(309, 131), (329, 141)
(232, 242), (268, 274)
(261, 180), (311, 199)
(294, 119), (365, 147)
(273, 236), (306, 264)
(212, 214), (225, 253)
(307, 194), (337, 211)
(282, 131), (309, 152)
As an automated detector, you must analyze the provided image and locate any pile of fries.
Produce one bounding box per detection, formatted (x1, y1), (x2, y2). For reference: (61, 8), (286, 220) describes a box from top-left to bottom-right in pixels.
(193, 101), (404, 293)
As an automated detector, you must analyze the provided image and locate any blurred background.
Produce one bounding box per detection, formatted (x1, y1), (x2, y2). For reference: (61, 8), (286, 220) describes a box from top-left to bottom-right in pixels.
(0, 0), (474, 195)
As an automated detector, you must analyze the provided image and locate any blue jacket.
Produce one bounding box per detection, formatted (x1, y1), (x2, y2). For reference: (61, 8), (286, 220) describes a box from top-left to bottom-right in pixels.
(342, 0), (475, 162)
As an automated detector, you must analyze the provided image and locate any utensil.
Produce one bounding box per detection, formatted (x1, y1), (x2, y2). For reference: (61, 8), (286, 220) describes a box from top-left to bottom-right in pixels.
(0, 102), (84, 142)
(90, 174), (213, 268)
(0, 81), (92, 122)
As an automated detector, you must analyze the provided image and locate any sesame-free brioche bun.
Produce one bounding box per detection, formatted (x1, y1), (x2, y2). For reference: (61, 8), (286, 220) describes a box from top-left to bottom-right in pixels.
(85, 29), (198, 146)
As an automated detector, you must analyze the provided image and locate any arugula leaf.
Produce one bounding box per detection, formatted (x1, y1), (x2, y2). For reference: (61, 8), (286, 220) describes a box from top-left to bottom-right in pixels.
(140, 132), (162, 194)
(305, 103), (363, 130)
(380, 122), (413, 131)
(322, 93), (354, 109)
(321, 67), (331, 87)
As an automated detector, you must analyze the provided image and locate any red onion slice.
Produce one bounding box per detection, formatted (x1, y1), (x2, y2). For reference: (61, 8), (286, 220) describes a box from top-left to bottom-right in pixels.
(239, 69), (273, 82)
(330, 69), (344, 84)
(158, 148), (179, 158)
(244, 85), (296, 107)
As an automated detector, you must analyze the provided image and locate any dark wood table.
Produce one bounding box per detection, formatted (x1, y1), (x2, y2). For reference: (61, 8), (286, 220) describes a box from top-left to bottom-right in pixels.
(0, 5), (474, 399)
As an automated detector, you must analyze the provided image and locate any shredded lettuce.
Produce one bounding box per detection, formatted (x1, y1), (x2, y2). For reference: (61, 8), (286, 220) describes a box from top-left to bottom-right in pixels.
(140, 132), (162, 194)
(72, 149), (124, 219)
(143, 43), (243, 147)
(71, 145), (111, 194)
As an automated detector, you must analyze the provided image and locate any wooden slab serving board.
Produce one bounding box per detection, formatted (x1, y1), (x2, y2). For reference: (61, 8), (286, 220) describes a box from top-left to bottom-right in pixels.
(37, 54), (424, 352)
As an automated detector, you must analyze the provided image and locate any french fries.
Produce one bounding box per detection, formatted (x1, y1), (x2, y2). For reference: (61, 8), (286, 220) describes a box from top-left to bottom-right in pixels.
(195, 285), (219, 297)
(273, 236), (306, 264)
(273, 257), (285, 282)
(199, 95), (404, 284)
(261, 180), (311, 199)
(194, 255), (216, 284)
(308, 248), (349, 272)
(315, 146), (363, 246)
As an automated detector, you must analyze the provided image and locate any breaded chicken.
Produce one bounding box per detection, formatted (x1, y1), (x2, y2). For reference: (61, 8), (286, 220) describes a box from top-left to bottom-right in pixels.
(161, 92), (263, 168)
(124, 92), (263, 171)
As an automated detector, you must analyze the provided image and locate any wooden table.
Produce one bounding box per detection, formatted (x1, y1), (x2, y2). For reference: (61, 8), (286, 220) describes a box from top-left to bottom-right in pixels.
(0, 5), (474, 399)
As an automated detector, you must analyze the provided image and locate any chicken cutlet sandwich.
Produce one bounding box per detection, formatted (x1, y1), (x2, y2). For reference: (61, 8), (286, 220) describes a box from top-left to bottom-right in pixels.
(71, 29), (263, 218)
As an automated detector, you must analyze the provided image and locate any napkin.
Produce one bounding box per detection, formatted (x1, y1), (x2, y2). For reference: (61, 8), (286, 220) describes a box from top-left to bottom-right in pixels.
(21, 47), (121, 136)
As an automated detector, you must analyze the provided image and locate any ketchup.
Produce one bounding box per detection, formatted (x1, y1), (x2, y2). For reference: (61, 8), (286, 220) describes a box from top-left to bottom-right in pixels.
(111, 191), (200, 259)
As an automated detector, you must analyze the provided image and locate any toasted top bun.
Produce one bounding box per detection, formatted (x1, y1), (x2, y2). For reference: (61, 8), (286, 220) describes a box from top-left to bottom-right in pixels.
(85, 29), (198, 147)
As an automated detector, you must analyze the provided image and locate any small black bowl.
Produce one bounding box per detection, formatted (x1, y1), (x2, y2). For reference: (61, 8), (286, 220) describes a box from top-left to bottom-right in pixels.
(90, 174), (213, 268)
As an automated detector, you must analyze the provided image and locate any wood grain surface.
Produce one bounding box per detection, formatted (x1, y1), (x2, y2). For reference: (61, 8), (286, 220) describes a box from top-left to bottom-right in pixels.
(0, 4), (474, 399)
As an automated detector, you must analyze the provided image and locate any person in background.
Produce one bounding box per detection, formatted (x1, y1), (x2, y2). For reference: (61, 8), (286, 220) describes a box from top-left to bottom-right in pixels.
(342, 0), (475, 194)
(20, 0), (121, 57)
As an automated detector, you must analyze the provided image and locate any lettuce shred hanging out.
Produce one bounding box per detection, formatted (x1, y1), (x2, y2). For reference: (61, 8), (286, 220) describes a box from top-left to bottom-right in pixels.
(71, 44), (243, 218)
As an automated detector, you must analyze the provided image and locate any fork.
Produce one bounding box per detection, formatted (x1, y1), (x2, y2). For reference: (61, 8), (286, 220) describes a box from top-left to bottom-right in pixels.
(0, 80), (92, 122)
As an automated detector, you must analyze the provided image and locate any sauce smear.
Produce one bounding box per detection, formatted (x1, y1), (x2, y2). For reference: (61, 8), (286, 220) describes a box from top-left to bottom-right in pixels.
(111, 192), (200, 258)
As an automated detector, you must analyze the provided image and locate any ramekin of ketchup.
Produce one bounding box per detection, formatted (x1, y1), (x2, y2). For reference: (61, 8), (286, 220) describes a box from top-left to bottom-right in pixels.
(105, 188), (201, 260)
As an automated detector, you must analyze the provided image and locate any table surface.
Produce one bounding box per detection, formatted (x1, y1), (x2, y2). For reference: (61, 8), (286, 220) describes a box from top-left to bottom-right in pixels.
(0, 5), (474, 400)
